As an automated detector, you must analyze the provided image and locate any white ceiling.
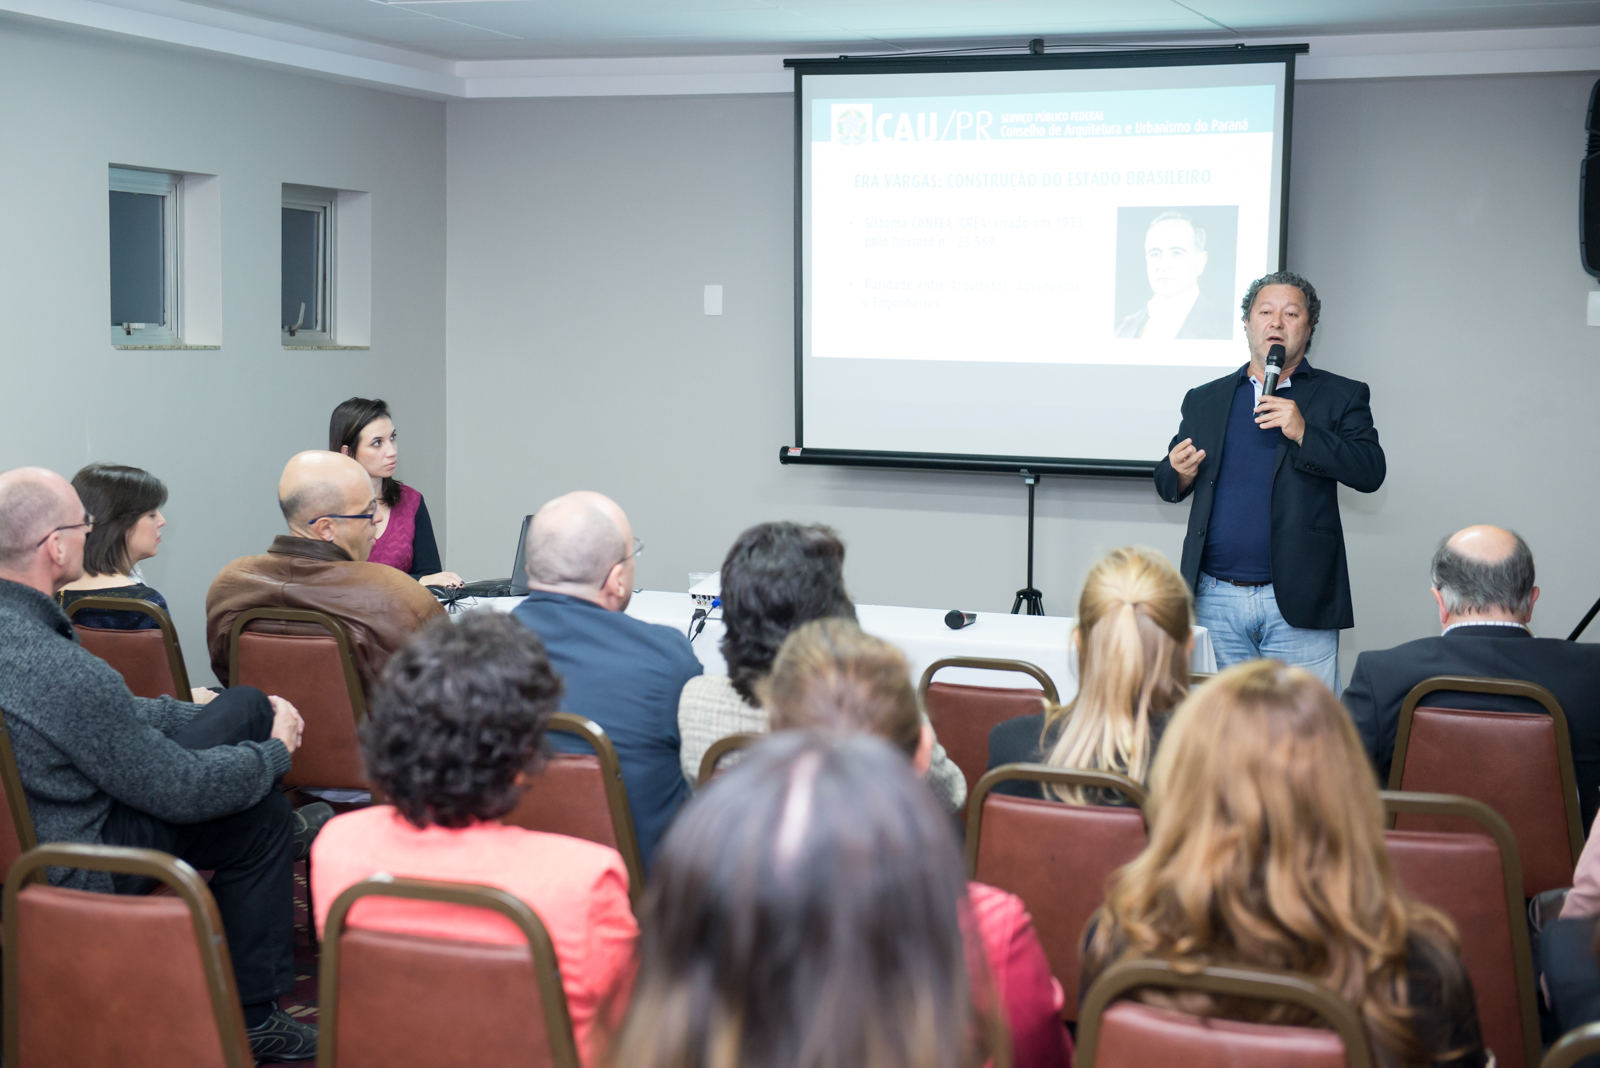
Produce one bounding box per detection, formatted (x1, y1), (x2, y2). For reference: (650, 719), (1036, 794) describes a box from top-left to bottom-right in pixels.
(161, 0), (1600, 61)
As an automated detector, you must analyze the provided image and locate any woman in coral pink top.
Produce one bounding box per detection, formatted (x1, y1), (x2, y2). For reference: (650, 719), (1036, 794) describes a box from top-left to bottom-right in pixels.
(311, 612), (636, 1062)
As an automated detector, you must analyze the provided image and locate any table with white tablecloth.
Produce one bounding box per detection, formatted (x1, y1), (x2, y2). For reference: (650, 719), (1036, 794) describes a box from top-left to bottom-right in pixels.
(460, 591), (1215, 704)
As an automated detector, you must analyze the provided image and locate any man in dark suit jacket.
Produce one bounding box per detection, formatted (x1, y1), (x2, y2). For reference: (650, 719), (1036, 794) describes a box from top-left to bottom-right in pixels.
(1153, 271), (1385, 692)
(1343, 526), (1600, 830)
(510, 490), (702, 868)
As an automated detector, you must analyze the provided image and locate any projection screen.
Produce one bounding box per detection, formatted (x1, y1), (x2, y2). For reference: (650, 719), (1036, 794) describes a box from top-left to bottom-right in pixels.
(782, 46), (1303, 477)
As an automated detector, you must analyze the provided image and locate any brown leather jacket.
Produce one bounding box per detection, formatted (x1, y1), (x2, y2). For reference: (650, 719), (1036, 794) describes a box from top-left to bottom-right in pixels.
(206, 536), (446, 691)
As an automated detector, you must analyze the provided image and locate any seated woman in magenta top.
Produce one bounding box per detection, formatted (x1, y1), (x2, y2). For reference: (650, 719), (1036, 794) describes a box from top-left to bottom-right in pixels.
(329, 396), (463, 588)
(311, 613), (637, 1062)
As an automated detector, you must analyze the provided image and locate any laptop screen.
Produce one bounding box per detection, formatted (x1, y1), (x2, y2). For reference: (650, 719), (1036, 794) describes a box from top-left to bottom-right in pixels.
(510, 514), (533, 594)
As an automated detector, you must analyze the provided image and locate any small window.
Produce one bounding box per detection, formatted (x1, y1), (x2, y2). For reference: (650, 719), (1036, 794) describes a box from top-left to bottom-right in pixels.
(109, 167), (181, 345)
(282, 185), (336, 345)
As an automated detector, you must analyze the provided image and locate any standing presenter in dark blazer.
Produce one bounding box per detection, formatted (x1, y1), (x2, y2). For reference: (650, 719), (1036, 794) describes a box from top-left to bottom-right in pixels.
(1153, 271), (1385, 693)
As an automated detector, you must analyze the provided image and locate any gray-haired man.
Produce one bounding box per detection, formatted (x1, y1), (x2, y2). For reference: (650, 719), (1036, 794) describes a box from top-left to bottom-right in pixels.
(1342, 526), (1600, 831)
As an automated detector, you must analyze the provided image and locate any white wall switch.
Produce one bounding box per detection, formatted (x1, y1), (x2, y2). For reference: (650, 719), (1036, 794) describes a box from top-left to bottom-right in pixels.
(704, 284), (723, 316)
(1589, 291), (1600, 326)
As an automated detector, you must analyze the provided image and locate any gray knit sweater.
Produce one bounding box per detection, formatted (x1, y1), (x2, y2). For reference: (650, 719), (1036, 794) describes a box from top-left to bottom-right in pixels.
(0, 579), (292, 891)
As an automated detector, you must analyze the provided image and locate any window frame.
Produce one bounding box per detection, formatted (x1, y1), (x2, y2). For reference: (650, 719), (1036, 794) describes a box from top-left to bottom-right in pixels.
(282, 184), (338, 347)
(109, 166), (182, 347)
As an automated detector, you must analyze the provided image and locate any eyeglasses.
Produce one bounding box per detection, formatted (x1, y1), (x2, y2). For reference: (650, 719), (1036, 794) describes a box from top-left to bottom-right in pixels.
(310, 512), (377, 525)
(605, 537), (643, 581)
(35, 514), (95, 549)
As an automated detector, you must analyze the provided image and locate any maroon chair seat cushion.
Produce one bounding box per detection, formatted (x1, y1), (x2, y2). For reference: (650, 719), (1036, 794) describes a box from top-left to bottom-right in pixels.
(973, 793), (1147, 1017)
(75, 626), (179, 700)
(1385, 828), (1526, 1068)
(1094, 1001), (1349, 1068)
(925, 682), (1048, 794)
(1397, 706), (1574, 895)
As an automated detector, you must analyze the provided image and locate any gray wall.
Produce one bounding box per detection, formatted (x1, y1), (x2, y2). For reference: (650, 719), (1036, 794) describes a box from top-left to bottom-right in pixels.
(0, 20), (447, 681)
(445, 73), (1600, 681)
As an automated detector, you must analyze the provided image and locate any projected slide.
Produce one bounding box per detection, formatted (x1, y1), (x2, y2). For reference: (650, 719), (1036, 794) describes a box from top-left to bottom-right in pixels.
(812, 85), (1272, 368)
(793, 54), (1296, 469)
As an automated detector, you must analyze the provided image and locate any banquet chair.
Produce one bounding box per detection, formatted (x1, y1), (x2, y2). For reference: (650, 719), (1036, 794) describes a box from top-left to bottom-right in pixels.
(3, 843), (253, 1068)
(697, 731), (763, 787)
(228, 607), (374, 796)
(0, 708), (38, 879)
(966, 763), (1148, 1019)
(918, 657), (1059, 796)
(1382, 790), (1539, 1068)
(318, 875), (580, 1068)
(501, 713), (645, 910)
(66, 596), (193, 700)
(1075, 958), (1374, 1068)
(1544, 1022), (1600, 1068)
(1388, 675), (1582, 897)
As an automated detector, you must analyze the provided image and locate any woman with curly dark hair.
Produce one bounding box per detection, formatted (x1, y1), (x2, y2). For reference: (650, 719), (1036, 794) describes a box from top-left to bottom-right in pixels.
(677, 521), (967, 811)
(310, 611), (637, 1063)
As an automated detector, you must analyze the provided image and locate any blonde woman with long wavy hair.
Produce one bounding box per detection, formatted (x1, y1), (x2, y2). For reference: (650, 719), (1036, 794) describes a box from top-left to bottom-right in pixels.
(987, 547), (1191, 804)
(1081, 661), (1487, 1068)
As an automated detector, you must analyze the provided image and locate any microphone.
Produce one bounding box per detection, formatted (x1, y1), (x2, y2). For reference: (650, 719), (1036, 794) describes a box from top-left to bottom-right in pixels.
(1262, 344), (1286, 397)
(945, 609), (977, 630)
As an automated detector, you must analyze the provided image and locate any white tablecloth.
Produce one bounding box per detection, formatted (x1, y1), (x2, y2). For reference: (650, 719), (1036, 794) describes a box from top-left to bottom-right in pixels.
(462, 591), (1215, 704)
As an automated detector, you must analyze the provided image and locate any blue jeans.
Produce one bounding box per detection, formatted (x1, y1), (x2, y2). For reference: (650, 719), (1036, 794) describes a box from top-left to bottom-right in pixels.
(1194, 572), (1340, 695)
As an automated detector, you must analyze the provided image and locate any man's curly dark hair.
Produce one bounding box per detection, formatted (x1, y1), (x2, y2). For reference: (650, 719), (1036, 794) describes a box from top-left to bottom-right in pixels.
(361, 611), (563, 829)
(719, 522), (856, 705)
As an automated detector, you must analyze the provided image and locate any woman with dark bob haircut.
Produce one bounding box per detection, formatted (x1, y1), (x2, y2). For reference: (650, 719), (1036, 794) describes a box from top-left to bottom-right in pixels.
(605, 732), (1009, 1068)
(311, 612), (637, 1063)
(329, 396), (462, 588)
(677, 521), (966, 811)
(57, 463), (194, 640)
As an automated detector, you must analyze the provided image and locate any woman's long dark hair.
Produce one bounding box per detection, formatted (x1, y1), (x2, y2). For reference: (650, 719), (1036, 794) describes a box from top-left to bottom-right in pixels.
(329, 396), (402, 508)
(719, 522), (855, 705)
(72, 463), (168, 577)
(604, 732), (1006, 1068)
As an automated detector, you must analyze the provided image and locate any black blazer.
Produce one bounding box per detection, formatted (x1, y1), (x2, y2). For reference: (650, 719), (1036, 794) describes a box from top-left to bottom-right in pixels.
(1153, 361), (1384, 631)
(1342, 625), (1600, 830)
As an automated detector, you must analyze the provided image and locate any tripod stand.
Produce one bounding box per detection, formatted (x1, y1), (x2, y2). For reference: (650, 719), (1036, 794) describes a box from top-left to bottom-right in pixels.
(1011, 471), (1045, 616)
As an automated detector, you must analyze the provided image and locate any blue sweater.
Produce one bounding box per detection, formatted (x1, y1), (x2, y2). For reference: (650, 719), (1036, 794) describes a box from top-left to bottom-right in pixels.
(1200, 373), (1282, 583)
(511, 591), (702, 868)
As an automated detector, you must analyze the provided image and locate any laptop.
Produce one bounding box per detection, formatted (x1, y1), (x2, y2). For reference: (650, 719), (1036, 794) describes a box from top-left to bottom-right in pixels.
(432, 514), (532, 600)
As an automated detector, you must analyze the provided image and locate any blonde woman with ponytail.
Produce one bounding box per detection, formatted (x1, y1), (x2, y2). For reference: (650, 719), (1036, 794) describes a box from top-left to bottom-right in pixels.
(1081, 661), (1487, 1068)
(987, 547), (1192, 805)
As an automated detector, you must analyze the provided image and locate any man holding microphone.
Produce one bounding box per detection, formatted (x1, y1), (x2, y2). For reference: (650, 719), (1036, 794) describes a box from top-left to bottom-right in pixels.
(1154, 271), (1384, 692)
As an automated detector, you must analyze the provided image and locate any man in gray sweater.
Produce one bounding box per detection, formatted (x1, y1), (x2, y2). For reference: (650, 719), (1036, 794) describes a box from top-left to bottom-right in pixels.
(0, 467), (322, 1061)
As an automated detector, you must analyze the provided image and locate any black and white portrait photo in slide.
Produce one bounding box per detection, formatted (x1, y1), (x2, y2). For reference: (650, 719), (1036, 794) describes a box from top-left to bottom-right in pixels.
(1113, 205), (1239, 341)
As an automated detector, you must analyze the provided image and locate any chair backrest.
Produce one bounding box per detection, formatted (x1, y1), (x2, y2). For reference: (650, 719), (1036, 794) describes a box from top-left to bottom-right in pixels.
(1389, 675), (1583, 897)
(229, 607), (370, 792)
(1381, 790), (1540, 1068)
(966, 763), (1148, 1019)
(697, 731), (763, 787)
(1543, 1021), (1600, 1068)
(918, 657), (1059, 796)
(0, 709), (39, 881)
(319, 875), (580, 1068)
(500, 712), (645, 910)
(66, 597), (193, 699)
(1076, 959), (1374, 1068)
(3, 843), (252, 1068)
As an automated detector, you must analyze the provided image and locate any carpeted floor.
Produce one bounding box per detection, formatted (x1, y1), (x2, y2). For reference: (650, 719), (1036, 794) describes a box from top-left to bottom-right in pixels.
(256, 859), (320, 1068)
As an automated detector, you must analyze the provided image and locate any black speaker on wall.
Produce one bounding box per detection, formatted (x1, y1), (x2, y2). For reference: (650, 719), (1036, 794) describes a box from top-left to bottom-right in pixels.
(1584, 78), (1600, 277)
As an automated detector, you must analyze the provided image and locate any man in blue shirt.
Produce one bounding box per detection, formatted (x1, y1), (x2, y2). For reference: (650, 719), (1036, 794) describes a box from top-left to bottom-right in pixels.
(511, 491), (701, 868)
(1153, 272), (1385, 693)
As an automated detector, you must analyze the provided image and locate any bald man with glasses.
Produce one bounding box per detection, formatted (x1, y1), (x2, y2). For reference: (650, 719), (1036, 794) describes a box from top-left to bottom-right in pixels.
(0, 466), (327, 1059)
(206, 451), (444, 697)
(511, 490), (702, 868)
